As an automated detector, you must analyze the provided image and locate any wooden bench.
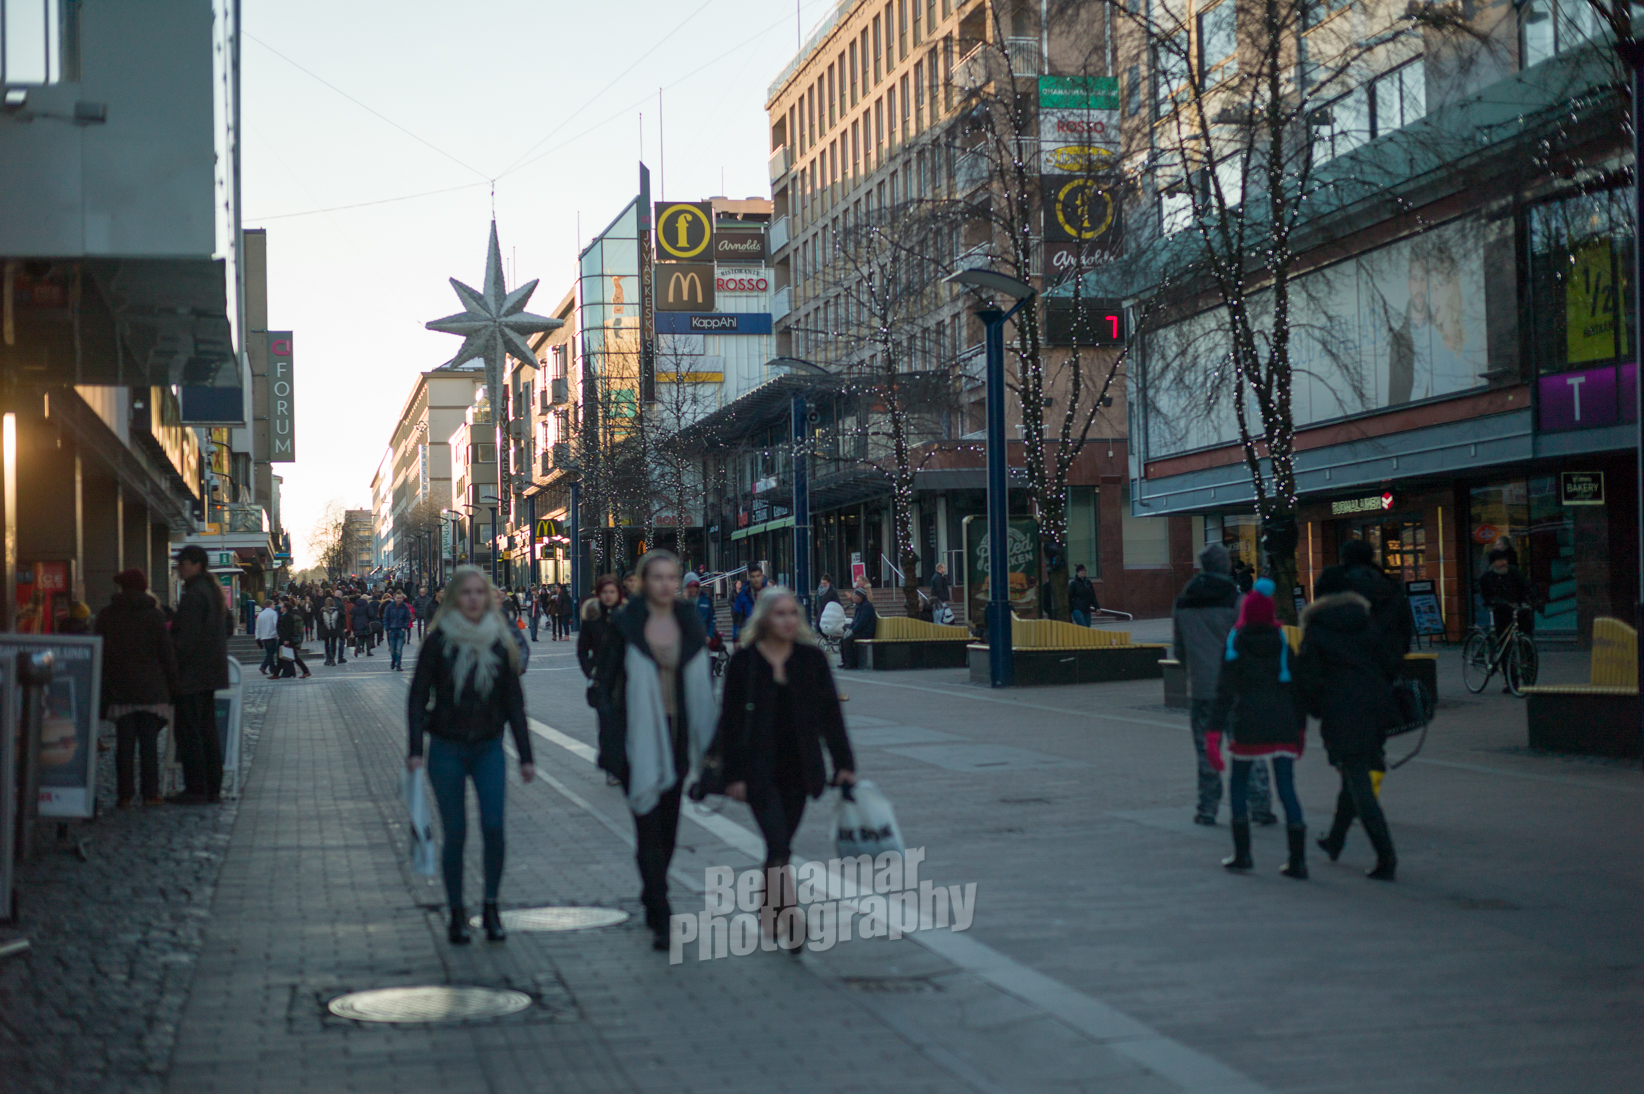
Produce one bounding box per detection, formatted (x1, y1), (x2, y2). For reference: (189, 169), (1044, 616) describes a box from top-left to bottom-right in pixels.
(856, 615), (972, 670)
(970, 618), (1170, 686)
(1521, 617), (1639, 757)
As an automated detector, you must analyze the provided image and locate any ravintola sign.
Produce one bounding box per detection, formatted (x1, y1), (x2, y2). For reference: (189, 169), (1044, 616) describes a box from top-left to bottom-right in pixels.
(655, 202), (713, 260)
(657, 264), (715, 311)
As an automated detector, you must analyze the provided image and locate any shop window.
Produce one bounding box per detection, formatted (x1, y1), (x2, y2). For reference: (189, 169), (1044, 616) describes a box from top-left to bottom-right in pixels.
(1067, 487), (1101, 579)
(1526, 185), (1635, 377)
(1467, 477), (1578, 635)
(1204, 512), (1260, 574)
(1122, 488), (1172, 568)
(1521, 0), (1603, 69)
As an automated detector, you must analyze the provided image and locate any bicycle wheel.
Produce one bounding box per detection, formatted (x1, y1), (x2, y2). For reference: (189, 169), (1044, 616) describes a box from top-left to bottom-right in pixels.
(1506, 634), (1539, 697)
(1461, 631), (1493, 694)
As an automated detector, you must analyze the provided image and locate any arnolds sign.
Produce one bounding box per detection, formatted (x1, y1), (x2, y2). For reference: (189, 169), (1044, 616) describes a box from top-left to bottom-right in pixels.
(713, 226), (766, 262)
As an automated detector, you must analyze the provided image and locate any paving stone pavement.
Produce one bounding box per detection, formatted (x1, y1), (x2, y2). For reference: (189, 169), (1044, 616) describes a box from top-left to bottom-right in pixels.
(0, 684), (269, 1094)
(6, 628), (1641, 1094)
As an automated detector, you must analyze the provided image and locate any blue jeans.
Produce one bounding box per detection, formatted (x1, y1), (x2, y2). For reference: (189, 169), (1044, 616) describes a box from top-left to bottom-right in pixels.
(1072, 609), (1090, 627)
(1231, 756), (1302, 826)
(425, 736), (506, 910)
(388, 628), (407, 667)
(529, 614), (539, 641)
(259, 638), (279, 674)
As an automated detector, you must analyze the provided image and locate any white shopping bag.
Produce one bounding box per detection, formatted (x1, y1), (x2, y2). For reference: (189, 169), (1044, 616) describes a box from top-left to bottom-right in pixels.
(402, 768), (438, 877)
(833, 779), (906, 860)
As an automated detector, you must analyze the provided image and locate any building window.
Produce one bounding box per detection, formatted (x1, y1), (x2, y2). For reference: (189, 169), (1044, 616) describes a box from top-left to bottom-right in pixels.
(873, 14), (883, 82)
(1312, 58), (1424, 165)
(1197, 2), (1237, 84)
(1153, 27), (1191, 119)
(1068, 487), (1101, 579)
(1526, 185), (1636, 378)
(1524, 0), (1604, 66)
(0, 0), (79, 85)
(898, 0), (908, 60)
(914, 60), (925, 130)
(828, 65), (837, 128)
(850, 40), (859, 105)
(1125, 64), (1142, 116)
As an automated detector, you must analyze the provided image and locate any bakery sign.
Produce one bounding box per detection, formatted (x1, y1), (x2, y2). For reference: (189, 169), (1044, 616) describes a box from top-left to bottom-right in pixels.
(715, 268), (770, 293)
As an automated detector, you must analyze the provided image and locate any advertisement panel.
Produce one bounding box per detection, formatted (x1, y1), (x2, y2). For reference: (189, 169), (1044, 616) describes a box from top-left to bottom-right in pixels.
(1042, 175), (1122, 253)
(962, 516), (1041, 626)
(655, 312), (774, 335)
(715, 269), (770, 293)
(1038, 75), (1120, 110)
(657, 263), (716, 311)
(0, 634), (103, 819)
(1538, 362), (1638, 432)
(654, 201), (714, 261)
(1038, 107), (1120, 175)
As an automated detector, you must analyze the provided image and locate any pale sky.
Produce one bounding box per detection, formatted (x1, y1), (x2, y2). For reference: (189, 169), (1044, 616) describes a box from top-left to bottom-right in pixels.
(245, 0), (835, 567)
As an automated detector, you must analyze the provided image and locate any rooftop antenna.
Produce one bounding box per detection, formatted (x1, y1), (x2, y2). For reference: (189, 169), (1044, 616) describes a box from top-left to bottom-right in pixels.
(658, 87), (665, 200)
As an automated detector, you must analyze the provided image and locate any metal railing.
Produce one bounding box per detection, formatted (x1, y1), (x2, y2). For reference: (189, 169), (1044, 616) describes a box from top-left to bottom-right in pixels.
(770, 215), (790, 253)
(768, 144), (792, 182)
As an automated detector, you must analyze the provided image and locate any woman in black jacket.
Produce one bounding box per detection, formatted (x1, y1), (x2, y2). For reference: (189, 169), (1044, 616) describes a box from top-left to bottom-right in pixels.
(1208, 579), (1306, 877)
(576, 575), (621, 679)
(275, 599), (311, 679)
(315, 597), (344, 666)
(406, 566), (534, 944)
(96, 570), (178, 806)
(718, 586), (856, 951)
(1295, 591), (1401, 881)
(554, 583), (575, 640)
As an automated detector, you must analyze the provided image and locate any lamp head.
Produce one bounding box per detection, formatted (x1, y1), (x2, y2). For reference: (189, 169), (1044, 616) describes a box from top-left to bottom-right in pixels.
(943, 267), (1035, 301)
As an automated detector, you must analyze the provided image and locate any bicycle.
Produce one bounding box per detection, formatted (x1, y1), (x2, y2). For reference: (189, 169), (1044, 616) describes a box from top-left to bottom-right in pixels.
(1461, 603), (1539, 697)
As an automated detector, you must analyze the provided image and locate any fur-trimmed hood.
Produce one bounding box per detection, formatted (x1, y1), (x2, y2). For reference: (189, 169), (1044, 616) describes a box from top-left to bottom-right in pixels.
(1301, 591), (1371, 635)
(582, 595), (610, 623)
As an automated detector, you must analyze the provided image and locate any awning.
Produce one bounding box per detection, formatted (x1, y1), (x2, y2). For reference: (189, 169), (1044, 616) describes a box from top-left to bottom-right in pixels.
(731, 516), (795, 541)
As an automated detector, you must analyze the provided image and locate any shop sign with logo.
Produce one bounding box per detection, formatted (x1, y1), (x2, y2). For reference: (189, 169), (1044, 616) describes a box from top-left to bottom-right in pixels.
(1537, 362), (1638, 432)
(1041, 175), (1121, 253)
(715, 269), (770, 293)
(1037, 108), (1119, 175)
(1471, 523), (1501, 545)
(655, 312), (774, 335)
(713, 226), (766, 263)
(268, 332), (296, 462)
(1560, 471), (1605, 506)
(655, 202), (713, 261)
(656, 264), (715, 311)
(1038, 75), (1120, 110)
(1330, 493), (1394, 516)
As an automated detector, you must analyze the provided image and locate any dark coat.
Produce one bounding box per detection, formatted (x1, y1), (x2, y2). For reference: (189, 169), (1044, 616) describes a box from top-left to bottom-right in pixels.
(406, 629), (531, 761)
(847, 598), (878, 637)
(96, 591), (178, 710)
(276, 609), (303, 645)
(172, 572), (229, 696)
(1295, 593), (1402, 764)
(1068, 576), (1099, 616)
(351, 597), (376, 634)
(382, 601), (412, 631)
(316, 606), (345, 640)
(577, 597), (615, 679)
(929, 572), (950, 604)
(1173, 572), (1240, 700)
(593, 597), (707, 778)
(1208, 624), (1303, 751)
(715, 643), (856, 798)
(555, 591), (574, 619)
(815, 584), (842, 620)
(1315, 561), (1413, 661)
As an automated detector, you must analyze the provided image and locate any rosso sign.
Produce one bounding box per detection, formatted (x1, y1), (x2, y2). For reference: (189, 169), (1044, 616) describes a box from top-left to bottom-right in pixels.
(715, 274), (769, 292)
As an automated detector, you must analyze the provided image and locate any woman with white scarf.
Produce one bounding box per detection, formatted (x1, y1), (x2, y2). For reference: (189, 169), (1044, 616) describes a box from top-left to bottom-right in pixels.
(594, 550), (718, 950)
(406, 566), (534, 945)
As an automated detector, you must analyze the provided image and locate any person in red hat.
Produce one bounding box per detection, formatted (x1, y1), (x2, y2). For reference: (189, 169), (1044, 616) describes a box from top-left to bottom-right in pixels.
(1208, 578), (1308, 877)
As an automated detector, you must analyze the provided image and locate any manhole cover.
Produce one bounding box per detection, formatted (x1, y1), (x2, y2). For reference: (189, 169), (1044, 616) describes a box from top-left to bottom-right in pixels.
(328, 986), (532, 1024)
(468, 906), (629, 932)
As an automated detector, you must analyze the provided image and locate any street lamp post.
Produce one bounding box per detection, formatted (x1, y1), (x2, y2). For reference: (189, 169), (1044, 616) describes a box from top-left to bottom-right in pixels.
(769, 357), (832, 614)
(943, 267), (1037, 688)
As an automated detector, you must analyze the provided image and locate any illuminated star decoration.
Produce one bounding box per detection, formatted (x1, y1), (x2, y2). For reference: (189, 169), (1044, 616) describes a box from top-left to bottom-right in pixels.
(426, 219), (561, 385)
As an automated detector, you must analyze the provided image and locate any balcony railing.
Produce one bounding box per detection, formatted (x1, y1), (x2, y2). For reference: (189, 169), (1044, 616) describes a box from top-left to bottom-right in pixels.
(770, 215), (790, 253)
(768, 144), (791, 182)
(771, 285), (793, 323)
(955, 38), (1043, 92)
(1004, 37), (1043, 77)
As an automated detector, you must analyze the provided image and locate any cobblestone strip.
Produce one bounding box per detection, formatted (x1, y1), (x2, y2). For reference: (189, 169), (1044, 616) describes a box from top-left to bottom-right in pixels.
(0, 685), (270, 1094)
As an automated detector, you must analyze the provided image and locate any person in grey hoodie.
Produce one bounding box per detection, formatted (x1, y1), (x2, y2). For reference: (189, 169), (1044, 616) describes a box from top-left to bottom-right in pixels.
(1172, 543), (1274, 826)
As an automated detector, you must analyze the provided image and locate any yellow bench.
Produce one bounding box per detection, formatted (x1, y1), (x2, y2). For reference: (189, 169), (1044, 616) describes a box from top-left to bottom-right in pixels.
(1521, 617), (1639, 757)
(870, 615), (971, 642)
(1010, 616), (1151, 649)
(968, 615), (1169, 685)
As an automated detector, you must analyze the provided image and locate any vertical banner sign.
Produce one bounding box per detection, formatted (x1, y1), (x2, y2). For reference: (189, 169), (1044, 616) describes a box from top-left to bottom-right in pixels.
(268, 332), (295, 462)
(962, 515), (1041, 624)
(639, 165), (656, 404)
(1037, 77), (1120, 175)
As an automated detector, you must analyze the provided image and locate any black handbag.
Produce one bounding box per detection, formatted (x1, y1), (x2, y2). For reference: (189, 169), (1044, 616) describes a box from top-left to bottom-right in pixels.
(1386, 677), (1434, 770)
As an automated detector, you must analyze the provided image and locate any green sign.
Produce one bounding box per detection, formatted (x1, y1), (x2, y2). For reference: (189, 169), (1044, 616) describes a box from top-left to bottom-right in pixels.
(1039, 76), (1120, 110)
(962, 516), (1041, 624)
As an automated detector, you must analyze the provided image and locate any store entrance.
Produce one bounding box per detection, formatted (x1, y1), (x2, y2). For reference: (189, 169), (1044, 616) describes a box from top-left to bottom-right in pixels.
(1336, 514), (1427, 584)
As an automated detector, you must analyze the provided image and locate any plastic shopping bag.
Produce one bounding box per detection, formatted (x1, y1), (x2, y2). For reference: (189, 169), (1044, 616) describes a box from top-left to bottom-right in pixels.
(833, 779), (906, 860)
(402, 768), (438, 877)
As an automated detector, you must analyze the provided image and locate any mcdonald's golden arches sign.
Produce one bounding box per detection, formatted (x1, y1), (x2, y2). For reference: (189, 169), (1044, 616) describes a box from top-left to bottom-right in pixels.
(656, 263), (716, 311)
(654, 202), (713, 261)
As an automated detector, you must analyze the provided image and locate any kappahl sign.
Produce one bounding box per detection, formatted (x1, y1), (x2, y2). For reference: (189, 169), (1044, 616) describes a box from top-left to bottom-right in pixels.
(268, 332), (295, 462)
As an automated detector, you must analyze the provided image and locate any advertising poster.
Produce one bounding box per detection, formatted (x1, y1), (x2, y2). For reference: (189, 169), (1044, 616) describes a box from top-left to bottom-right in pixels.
(1405, 580), (1446, 638)
(963, 516), (1041, 625)
(0, 634), (103, 819)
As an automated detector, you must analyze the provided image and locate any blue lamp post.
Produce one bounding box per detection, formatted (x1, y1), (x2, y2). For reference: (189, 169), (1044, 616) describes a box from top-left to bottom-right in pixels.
(943, 267), (1037, 688)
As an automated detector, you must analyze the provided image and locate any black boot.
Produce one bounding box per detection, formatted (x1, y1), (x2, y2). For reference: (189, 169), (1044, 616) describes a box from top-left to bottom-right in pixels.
(1222, 820), (1253, 871)
(1317, 811), (1351, 862)
(482, 902), (506, 942)
(448, 906), (471, 945)
(1360, 808), (1398, 881)
(1280, 824), (1309, 879)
